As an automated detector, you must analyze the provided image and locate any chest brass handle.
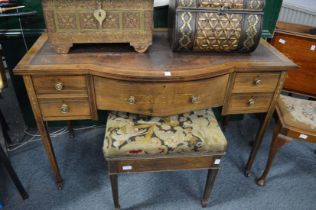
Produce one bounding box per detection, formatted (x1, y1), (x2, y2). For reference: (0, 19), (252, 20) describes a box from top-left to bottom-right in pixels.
(248, 98), (256, 107)
(60, 104), (69, 114)
(55, 82), (64, 91)
(254, 79), (262, 86)
(191, 96), (200, 104)
(128, 96), (136, 104)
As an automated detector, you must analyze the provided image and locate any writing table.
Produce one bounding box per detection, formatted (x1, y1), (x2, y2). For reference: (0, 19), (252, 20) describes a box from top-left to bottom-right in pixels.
(14, 32), (297, 189)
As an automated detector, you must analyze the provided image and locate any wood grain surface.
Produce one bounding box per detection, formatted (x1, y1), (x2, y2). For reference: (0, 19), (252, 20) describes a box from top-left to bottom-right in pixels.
(14, 32), (297, 81)
(271, 22), (316, 97)
(95, 75), (228, 116)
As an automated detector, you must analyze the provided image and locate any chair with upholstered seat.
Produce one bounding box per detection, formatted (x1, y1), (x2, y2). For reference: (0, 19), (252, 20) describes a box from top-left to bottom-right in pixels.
(103, 109), (227, 209)
(257, 95), (316, 186)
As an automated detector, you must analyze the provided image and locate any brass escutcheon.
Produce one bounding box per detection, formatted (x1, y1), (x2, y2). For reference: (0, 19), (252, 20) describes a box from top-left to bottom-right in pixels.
(94, 0), (106, 27)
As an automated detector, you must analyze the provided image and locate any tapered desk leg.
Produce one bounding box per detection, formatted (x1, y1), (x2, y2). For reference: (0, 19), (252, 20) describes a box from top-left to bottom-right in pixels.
(23, 76), (63, 189)
(244, 72), (287, 177)
(67, 121), (75, 138)
(37, 120), (63, 189)
(244, 112), (274, 177)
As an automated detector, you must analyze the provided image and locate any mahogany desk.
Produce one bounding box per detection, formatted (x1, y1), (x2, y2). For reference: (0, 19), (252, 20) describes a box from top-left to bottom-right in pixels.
(14, 32), (296, 189)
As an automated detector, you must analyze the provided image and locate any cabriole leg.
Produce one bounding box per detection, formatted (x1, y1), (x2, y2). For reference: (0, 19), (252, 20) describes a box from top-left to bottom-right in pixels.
(257, 134), (290, 186)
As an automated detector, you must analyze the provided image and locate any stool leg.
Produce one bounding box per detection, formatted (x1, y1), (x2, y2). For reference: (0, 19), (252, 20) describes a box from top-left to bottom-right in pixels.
(201, 169), (219, 208)
(110, 174), (120, 210)
(0, 146), (28, 200)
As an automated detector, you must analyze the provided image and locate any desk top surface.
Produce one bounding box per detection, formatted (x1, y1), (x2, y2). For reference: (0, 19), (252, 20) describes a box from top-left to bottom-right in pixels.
(14, 31), (297, 81)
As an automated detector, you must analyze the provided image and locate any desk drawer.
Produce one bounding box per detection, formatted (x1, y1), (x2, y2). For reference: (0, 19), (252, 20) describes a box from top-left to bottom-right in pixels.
(32, 75), (88, 94)
(39, 98), (91, 120)
(232, 73), (280, 93)
(225, 93), (273, 114)
(95, 75), (229, 116)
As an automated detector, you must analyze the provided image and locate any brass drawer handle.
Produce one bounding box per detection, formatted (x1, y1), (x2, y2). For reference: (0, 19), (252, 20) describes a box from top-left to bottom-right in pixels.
(128, 96), (136, 104)
(254, 79), (262, 86)
(55, 82), (64, 91)
(60, 104), (69, 114)
(191, 96), (200, 104)
(248, 98), (256, 107)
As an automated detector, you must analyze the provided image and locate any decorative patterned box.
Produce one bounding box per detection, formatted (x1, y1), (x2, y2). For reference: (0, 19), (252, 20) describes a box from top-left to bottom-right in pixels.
(42, 0), (154, 53)
(169, 0), (265, 52)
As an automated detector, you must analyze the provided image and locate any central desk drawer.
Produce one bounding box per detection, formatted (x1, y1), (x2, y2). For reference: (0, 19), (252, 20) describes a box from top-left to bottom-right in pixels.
(95, 75), (229, 116)
(32, 75), (88, 94)
(39, 98), (91, 120)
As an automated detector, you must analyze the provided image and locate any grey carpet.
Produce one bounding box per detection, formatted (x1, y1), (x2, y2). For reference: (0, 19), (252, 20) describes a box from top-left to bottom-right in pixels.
(0, 114), (316, 210)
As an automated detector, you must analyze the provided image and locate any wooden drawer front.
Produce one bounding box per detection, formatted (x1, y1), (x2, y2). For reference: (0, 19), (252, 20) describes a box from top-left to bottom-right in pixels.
(226, 93), (273, 114)
(32, 76), (87, 94)
(95, 75), (229, 116)
(232, 73), (280, 93)
(39, 98), (91, 120)
(108, 155), (223, 174)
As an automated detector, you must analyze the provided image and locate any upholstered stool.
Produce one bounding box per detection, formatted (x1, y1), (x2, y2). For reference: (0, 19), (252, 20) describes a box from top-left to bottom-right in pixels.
(103, 109), (227, 209)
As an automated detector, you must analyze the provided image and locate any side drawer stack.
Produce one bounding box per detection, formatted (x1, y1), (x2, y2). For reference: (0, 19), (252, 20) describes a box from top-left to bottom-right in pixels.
(31, 75), (97, 121)
(222, 72), (281, 115)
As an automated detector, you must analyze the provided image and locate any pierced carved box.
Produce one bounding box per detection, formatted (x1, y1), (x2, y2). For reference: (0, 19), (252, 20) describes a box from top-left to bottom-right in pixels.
(169, 0), (265, 53)
(42, 0), (154, 53)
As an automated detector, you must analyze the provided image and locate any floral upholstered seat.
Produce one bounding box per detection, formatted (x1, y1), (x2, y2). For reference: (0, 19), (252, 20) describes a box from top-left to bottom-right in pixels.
(103, 109), (227, 157)
(278, 95), (316, 133)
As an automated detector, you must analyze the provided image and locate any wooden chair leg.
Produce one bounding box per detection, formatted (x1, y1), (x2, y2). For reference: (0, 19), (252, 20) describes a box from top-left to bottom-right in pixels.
(0, 145), (28, 200)
(257, 134), (290, 186)
(67, 121), (75, 138)
(110, 174), (120, 210)
(201, 169), (219, 208)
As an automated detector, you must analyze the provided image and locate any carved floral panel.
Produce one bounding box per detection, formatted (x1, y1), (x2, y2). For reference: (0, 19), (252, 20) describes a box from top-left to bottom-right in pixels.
(123, 12), (140, 29)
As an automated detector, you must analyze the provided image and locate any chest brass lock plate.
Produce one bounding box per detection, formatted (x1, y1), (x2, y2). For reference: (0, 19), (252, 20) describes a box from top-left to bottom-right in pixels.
(94, 1), (106, 27)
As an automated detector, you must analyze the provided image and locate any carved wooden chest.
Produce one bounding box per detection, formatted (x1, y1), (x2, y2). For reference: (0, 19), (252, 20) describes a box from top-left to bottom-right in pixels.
(42, 0), (154, 53)
(169, 0), (265, 52)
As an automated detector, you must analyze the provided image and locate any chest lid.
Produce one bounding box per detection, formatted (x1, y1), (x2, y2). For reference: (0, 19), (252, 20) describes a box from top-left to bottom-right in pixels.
(175, 0), (265, 11)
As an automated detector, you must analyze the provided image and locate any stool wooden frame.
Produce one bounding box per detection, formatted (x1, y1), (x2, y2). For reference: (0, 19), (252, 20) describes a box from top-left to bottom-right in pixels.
(106, 152), (225, 209)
